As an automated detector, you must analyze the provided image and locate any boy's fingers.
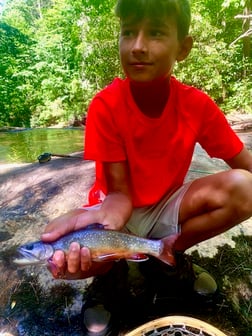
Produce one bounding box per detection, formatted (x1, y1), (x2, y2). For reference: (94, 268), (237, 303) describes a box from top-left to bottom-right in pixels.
(41, 219), (73, 241)
(53, 250), (66, 268)
(80, 247), (92, 271)
(47, 250), (66, 278)
(67, 242), (81, 273)
(41, 231), (63, 242)
(41, 209), (90, 242)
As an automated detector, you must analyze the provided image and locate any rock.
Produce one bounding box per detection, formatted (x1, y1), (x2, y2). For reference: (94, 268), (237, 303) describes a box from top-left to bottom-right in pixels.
(0, 133), (252, 335)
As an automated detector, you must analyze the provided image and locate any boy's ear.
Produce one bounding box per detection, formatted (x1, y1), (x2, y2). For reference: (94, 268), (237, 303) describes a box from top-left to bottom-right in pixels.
(176, 35), (193, 62)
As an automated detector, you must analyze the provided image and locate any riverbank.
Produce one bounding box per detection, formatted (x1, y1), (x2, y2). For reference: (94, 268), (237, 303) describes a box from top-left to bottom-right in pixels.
(0, 133), (251, 335)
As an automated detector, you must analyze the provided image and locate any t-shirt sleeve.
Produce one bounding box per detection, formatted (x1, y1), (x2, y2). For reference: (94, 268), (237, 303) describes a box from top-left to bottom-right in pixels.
(84, 94), (126, 162)
(197, 96), (244, 160)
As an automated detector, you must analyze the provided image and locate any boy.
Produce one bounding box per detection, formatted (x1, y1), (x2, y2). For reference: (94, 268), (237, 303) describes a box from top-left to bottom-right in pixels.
(42, 0), (252, 334)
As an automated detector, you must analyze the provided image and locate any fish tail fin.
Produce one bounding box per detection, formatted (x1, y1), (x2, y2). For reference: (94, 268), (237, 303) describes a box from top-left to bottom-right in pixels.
(158, 234), (179, 266)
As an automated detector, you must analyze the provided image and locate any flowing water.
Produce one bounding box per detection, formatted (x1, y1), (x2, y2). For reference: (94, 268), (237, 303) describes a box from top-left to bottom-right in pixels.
(0, 128), (84, 163)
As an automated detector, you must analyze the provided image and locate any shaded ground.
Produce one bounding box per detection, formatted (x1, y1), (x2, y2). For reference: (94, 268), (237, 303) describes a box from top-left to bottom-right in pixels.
(0, 133), (251, 335)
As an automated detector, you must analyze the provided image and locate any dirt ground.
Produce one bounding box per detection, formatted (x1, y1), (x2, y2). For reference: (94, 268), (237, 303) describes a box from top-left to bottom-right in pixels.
(0, 133), (251, 335)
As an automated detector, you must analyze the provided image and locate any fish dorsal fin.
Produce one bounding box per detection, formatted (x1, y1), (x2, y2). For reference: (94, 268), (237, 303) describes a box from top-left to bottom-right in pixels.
(85, 223), (104, 230)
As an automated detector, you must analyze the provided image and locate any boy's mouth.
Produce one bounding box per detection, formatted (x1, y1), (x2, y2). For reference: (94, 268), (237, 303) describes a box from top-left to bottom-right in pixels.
(129, 61), (152, 65)
(129, 62), (153, 69)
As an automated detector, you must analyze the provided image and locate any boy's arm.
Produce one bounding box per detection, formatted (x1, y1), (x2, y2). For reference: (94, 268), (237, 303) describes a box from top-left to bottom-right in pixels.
(63, 161), (133, 232)
(225, 147), (252, 173)
(99, 161), (133, 230)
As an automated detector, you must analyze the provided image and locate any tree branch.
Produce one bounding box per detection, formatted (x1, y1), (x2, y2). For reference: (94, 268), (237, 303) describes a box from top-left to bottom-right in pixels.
(230, 28), (252, 46)
(234, 14), (252, 19)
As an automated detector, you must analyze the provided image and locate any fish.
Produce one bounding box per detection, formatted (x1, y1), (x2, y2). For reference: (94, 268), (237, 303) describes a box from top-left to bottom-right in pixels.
(13, 224), (177, 267)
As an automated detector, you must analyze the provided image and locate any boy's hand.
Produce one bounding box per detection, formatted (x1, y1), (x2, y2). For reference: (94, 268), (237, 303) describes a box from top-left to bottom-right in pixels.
(48, 242), (113, 280)
(41, 182), (132, 280)
(41, 208), (102, 242)
(42, 208), (107, 279)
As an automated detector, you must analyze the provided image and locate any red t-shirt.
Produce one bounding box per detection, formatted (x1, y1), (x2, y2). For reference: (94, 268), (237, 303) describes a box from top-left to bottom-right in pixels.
(84, 77), (243, 207)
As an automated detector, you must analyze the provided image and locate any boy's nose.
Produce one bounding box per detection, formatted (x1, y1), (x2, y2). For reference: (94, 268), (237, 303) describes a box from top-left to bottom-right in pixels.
(132, 31), (147, 54)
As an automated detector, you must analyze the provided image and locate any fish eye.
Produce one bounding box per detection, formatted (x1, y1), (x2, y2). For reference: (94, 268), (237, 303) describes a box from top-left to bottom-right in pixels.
(25, 243), (34, 250)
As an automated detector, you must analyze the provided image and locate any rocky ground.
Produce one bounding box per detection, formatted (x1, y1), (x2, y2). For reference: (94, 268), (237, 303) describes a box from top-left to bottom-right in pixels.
(0, 132), (251, 336)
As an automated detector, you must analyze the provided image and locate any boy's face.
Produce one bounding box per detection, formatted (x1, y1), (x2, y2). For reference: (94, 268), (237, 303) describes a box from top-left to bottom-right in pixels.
(119, 15), (191, 82)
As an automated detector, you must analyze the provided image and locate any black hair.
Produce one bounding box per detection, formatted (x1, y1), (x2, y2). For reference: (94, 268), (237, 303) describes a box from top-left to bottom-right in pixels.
(115, 0), (191, 40)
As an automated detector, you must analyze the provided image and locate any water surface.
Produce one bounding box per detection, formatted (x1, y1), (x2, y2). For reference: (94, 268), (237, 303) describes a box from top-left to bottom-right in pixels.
(0, 128), (84, 163)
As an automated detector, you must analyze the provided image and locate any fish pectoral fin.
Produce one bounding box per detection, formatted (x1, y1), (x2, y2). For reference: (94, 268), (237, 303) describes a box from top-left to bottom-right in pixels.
(92, 252), (149, 262)
(47, 259), (61, 278)
(92, 253), (122, 262)
(126, 253), (149, 262)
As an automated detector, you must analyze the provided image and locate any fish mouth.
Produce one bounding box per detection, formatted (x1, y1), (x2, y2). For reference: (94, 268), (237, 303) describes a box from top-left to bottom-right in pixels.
(13, 249), (45, 266)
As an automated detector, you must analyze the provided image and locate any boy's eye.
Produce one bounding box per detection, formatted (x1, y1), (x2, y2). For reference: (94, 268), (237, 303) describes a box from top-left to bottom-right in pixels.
(121, 29), (133, 37)
(150, 30), (164, 37)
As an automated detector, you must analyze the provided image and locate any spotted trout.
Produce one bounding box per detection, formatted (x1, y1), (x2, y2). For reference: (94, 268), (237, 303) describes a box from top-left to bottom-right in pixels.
(13, 225), (177, 266)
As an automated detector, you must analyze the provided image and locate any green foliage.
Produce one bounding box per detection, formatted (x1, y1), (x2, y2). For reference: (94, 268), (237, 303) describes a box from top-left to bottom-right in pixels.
(81, 0), (121, 90)
(224, 76), (252, 113)
(0, 21), (34, 126)
(0, 0), (251, 127)
(175, 0), (252, 114)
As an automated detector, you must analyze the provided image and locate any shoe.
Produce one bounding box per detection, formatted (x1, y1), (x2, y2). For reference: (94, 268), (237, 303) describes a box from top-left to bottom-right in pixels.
(192, 263), (217, 295)
(81, 299), (117, 336)
(175, 252), (217, 296)
(139, 253), (217, 297)
(80, 260), (130, 335)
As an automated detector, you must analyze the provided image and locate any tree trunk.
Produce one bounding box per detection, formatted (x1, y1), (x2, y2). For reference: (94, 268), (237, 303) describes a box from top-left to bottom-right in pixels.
(242, 0), (252, 76)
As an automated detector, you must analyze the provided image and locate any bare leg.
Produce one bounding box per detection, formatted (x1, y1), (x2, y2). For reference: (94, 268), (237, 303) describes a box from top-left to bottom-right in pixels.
(174, 169), (252, 252)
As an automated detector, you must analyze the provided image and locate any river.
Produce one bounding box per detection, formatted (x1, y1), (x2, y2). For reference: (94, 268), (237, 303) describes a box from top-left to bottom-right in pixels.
(0, 128), (84, 163)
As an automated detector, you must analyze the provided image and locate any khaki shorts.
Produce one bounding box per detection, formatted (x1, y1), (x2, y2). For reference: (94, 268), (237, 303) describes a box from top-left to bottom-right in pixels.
(83, 182), (192, 239)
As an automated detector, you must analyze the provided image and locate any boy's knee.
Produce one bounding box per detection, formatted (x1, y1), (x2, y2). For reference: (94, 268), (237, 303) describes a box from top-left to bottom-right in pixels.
(226, 169), (252, 192)
(225, 169), (252, 216)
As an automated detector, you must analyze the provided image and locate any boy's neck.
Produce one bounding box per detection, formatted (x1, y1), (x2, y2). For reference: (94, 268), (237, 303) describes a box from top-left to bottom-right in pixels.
(129, 77), (170, 118)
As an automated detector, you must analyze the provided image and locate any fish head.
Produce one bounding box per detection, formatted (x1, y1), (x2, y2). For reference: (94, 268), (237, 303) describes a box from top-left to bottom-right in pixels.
(13, 241), (54, 266)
